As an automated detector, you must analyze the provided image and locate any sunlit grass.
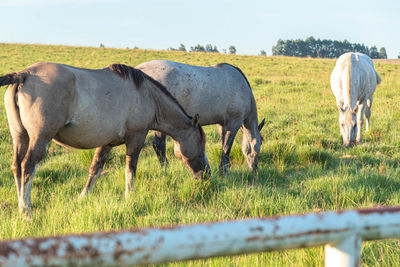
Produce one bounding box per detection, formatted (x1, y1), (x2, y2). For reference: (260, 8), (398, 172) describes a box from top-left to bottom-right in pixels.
(0, 43), (399, 265)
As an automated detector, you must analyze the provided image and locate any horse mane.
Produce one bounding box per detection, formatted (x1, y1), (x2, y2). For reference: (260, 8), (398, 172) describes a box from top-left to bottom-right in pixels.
(215, 63), (251, 90)
(108, 64), (145, 88)
(108, 63), (192, 120)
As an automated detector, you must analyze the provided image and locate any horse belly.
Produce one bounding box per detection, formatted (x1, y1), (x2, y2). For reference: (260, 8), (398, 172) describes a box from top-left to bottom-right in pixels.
(54, 118), (126, 149)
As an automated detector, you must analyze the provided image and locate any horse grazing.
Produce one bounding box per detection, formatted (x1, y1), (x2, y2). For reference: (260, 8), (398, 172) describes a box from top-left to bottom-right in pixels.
(0, 62), (210, 216)
(136, 60), (265, 174)
(331, 52), (382, 147)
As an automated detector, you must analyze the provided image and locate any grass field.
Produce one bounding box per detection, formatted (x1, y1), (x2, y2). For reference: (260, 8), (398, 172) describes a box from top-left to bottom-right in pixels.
(1, 43), (400, 266)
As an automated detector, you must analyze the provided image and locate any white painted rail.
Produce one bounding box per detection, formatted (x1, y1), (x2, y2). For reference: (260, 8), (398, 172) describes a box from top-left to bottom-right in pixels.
(1, 206), (400, 266)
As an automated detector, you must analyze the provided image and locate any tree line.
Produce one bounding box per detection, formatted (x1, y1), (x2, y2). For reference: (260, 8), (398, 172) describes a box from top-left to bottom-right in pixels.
(168, 44), (237, 54)
(272, 36), (387, 59)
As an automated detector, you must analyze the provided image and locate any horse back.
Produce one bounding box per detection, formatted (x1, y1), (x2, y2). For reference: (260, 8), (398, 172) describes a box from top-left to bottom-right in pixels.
(136, 60), (254, 125)
(15, 62), (153, 149)
(331, 53), (378, 109)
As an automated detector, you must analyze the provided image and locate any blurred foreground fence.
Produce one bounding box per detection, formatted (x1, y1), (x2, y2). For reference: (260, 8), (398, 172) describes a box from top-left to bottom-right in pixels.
(1, 206), (400, 266)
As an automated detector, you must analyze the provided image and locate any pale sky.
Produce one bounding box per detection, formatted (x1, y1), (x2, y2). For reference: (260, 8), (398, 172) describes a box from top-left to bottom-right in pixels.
(1, 0), (399, 58)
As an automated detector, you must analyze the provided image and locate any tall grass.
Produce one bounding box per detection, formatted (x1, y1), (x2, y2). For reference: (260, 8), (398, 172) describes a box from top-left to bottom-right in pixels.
(0, 43), (399, 266)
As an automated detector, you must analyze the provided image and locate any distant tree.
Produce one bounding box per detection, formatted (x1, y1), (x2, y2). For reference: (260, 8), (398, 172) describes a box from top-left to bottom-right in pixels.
(190, 44), (205, 52)
(379, 47), (387, 59)
(229, 45), (236, 54)
(305, 36), (317, 57)
(168, 44), (187, 52)
(353, 42), (369, 55)
(272, 37), (385, 59)
(398, 52), (400, 59)
(272, 39), (285, 56)
(369, 46), (379, 59)
(178, 43), (186, 52)
(205, 44), (218, 53)
(259, 50), (267, 56)
(99, 43), (105, 48)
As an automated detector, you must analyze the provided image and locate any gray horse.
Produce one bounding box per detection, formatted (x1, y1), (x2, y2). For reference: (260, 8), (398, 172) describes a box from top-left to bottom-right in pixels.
(136, 60), (265, 174)
(0, 62), (210, 216)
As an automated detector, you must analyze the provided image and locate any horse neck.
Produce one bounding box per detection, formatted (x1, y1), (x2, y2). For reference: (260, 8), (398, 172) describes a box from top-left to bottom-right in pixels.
(242, 124), (259, 144)
(148, 83), (194, 140)
(242, 109), (261, 146)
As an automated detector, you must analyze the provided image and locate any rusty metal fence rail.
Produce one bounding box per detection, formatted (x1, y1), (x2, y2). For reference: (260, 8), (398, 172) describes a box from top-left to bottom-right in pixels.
(1, 206), (400, 266)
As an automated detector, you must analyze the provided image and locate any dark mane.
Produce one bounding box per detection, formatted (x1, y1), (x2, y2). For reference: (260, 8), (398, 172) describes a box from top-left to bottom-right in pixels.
(215, 63), (251, 89)
(108, 63), (192, 120)
(109, 64), (145, 88)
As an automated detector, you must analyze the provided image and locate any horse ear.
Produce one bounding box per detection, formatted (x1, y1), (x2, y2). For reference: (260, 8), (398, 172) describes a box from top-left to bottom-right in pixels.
(192, 114), (200, 127)
(258, 118), (265, 132)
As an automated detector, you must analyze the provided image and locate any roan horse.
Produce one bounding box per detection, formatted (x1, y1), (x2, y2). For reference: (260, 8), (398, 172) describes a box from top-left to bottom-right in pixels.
(0, 62), (210, 216)
(331, 52), (382, 147)
(136, 60), (265, 174)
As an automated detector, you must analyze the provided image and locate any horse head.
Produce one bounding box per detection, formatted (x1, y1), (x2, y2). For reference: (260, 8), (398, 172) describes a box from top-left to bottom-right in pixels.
(173, 114), (211, 179)
(242, 118), (265, 172)
(338, 105), (357, 147)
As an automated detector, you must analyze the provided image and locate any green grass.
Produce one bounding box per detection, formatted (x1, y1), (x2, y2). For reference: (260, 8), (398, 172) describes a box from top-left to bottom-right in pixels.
(1, 43), (400, 266)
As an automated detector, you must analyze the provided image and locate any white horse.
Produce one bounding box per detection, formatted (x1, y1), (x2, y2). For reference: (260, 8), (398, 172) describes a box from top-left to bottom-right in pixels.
(136, 60), (265, 174)
(331, 52), (382, 147)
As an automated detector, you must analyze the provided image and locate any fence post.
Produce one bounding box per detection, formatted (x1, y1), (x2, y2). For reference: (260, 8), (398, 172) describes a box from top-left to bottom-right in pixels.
(325, 234), (362, 267)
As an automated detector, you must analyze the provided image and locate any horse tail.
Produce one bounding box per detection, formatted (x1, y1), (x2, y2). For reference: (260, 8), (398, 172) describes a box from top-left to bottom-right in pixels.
(375, 70), (382, 85)
(344, 53), (353, 108)
(0, 71), (27, 86)
(3, 73), (27, 136)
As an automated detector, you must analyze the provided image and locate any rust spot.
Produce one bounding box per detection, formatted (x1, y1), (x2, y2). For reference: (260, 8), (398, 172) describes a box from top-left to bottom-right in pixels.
(356, 206), (400, 215)
(151, 237), (165, 250)
(274, 228), (350, 241)
(250, 226), (264, 232)
(66, 242), (76, 254)
(157, 225), (183, 231)
(0, 244), (18, 257)
(113, 240), (123, 260)
(245, 236), (261, 242)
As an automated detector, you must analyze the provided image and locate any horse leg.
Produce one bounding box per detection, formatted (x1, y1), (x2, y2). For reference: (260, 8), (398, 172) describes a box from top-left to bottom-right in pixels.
(19, 136), (50, 217)
(152, 131), (168, 168)
(125, 130), (148, 198)
(80, 145), (113, 198)
(217, 123), (240, 175)
(11, 131), (29, 202)
(356, 103), (366, 144)
(365, 97), (373, 132)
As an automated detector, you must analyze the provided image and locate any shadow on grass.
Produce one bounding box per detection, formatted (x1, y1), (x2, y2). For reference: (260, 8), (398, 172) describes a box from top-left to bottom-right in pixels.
(194, 140), (400, 209)
(35, 164), (87, 189)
